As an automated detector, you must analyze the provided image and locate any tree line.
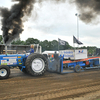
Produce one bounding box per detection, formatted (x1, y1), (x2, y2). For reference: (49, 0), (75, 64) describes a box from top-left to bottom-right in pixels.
(0, 35), (97, 55)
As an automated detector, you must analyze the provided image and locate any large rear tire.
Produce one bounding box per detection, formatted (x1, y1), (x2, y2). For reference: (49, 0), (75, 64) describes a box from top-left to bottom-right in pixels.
(25, 53), (48, 76)
(0, 65), (10, 79)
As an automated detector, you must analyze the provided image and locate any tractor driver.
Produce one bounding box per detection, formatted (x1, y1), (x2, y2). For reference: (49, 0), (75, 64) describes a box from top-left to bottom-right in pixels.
(29, 44), (34, 53)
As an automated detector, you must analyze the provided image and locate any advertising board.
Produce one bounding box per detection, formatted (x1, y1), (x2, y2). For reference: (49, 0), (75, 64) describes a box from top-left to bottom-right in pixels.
(59, 50), (74, 59)
(59, 49), (87, 60)
(75, 49), (87, 59)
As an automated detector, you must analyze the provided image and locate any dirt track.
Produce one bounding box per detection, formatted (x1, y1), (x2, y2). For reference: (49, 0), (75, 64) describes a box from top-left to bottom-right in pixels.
(1, 69), (100, 100)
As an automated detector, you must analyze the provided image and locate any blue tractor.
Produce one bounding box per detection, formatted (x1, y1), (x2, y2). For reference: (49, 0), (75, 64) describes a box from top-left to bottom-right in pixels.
(0, 50), (48, 79)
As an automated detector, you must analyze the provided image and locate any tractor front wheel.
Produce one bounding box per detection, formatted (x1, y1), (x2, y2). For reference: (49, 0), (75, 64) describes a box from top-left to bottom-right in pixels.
(0, 65), (10, 79)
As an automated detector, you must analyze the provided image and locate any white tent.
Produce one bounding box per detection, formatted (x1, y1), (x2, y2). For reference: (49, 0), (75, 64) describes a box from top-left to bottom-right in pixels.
(42, 51), (59, 55)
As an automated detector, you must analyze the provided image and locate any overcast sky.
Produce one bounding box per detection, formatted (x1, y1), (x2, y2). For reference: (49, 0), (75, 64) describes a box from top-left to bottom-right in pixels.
(0, 0), (100, 48)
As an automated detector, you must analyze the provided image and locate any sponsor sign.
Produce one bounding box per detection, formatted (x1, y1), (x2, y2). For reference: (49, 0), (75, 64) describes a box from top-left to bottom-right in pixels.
(75, 49), (87, 59)
(3, 57), (17, 59)
(59, 50), (74, 59)
(1, 59), (17, 65)
(1, 60), (7, 65)
(59, 49), (87, 60)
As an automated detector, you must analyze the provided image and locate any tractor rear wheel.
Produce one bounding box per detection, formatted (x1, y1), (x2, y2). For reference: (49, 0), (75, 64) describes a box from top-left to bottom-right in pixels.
(0, 65), (10, 79)
(25, 53), (48, 76)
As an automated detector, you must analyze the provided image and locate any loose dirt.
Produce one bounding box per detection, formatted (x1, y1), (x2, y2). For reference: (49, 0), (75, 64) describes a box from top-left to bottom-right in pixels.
(1, 69), (100, 100)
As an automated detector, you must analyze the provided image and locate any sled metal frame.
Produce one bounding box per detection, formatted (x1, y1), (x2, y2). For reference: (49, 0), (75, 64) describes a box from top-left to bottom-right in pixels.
(60, 56), (100, 74)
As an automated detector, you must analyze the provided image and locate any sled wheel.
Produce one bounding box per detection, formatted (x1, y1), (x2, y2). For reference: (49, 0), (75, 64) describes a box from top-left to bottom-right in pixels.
(25, 53), (48, 76)
(75, 65), (81, 73)
(0, 65), (10, 79)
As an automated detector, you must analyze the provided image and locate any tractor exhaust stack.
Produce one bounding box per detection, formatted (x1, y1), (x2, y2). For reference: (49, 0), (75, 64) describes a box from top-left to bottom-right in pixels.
(5, 45), (7, 55)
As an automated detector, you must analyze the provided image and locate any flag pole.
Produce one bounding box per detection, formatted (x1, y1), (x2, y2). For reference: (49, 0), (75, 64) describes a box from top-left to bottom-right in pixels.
(74, 43), (75, 50)
(73, 36), (74, 50)
(73, 42), (74, 49)
(58, 38), (59, 51)
(73, 35), (75, 50)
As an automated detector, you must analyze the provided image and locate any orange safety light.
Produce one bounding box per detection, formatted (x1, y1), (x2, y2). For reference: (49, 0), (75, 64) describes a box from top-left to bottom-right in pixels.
(51, 54), (54, 58)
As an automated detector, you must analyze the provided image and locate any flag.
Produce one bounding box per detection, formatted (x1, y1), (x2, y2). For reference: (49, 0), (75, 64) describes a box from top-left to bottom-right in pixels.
(58, 38), (66, 45)
(73, 36), (83, 45)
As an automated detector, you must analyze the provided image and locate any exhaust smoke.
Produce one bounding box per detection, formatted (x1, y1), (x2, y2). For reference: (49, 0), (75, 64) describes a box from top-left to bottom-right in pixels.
(0, 0), (100, 44)
(73, 0), (100, 24)
(0, 0), (36, 44)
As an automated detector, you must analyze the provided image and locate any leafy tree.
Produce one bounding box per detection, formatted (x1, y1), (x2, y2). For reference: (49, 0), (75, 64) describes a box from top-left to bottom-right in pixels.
(39, 40), (50, 51)
(51, 40), (58, 51)
(80, 46), (87, 49)
(25, 38), (40, 45)
(87, 46), (97, 55)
